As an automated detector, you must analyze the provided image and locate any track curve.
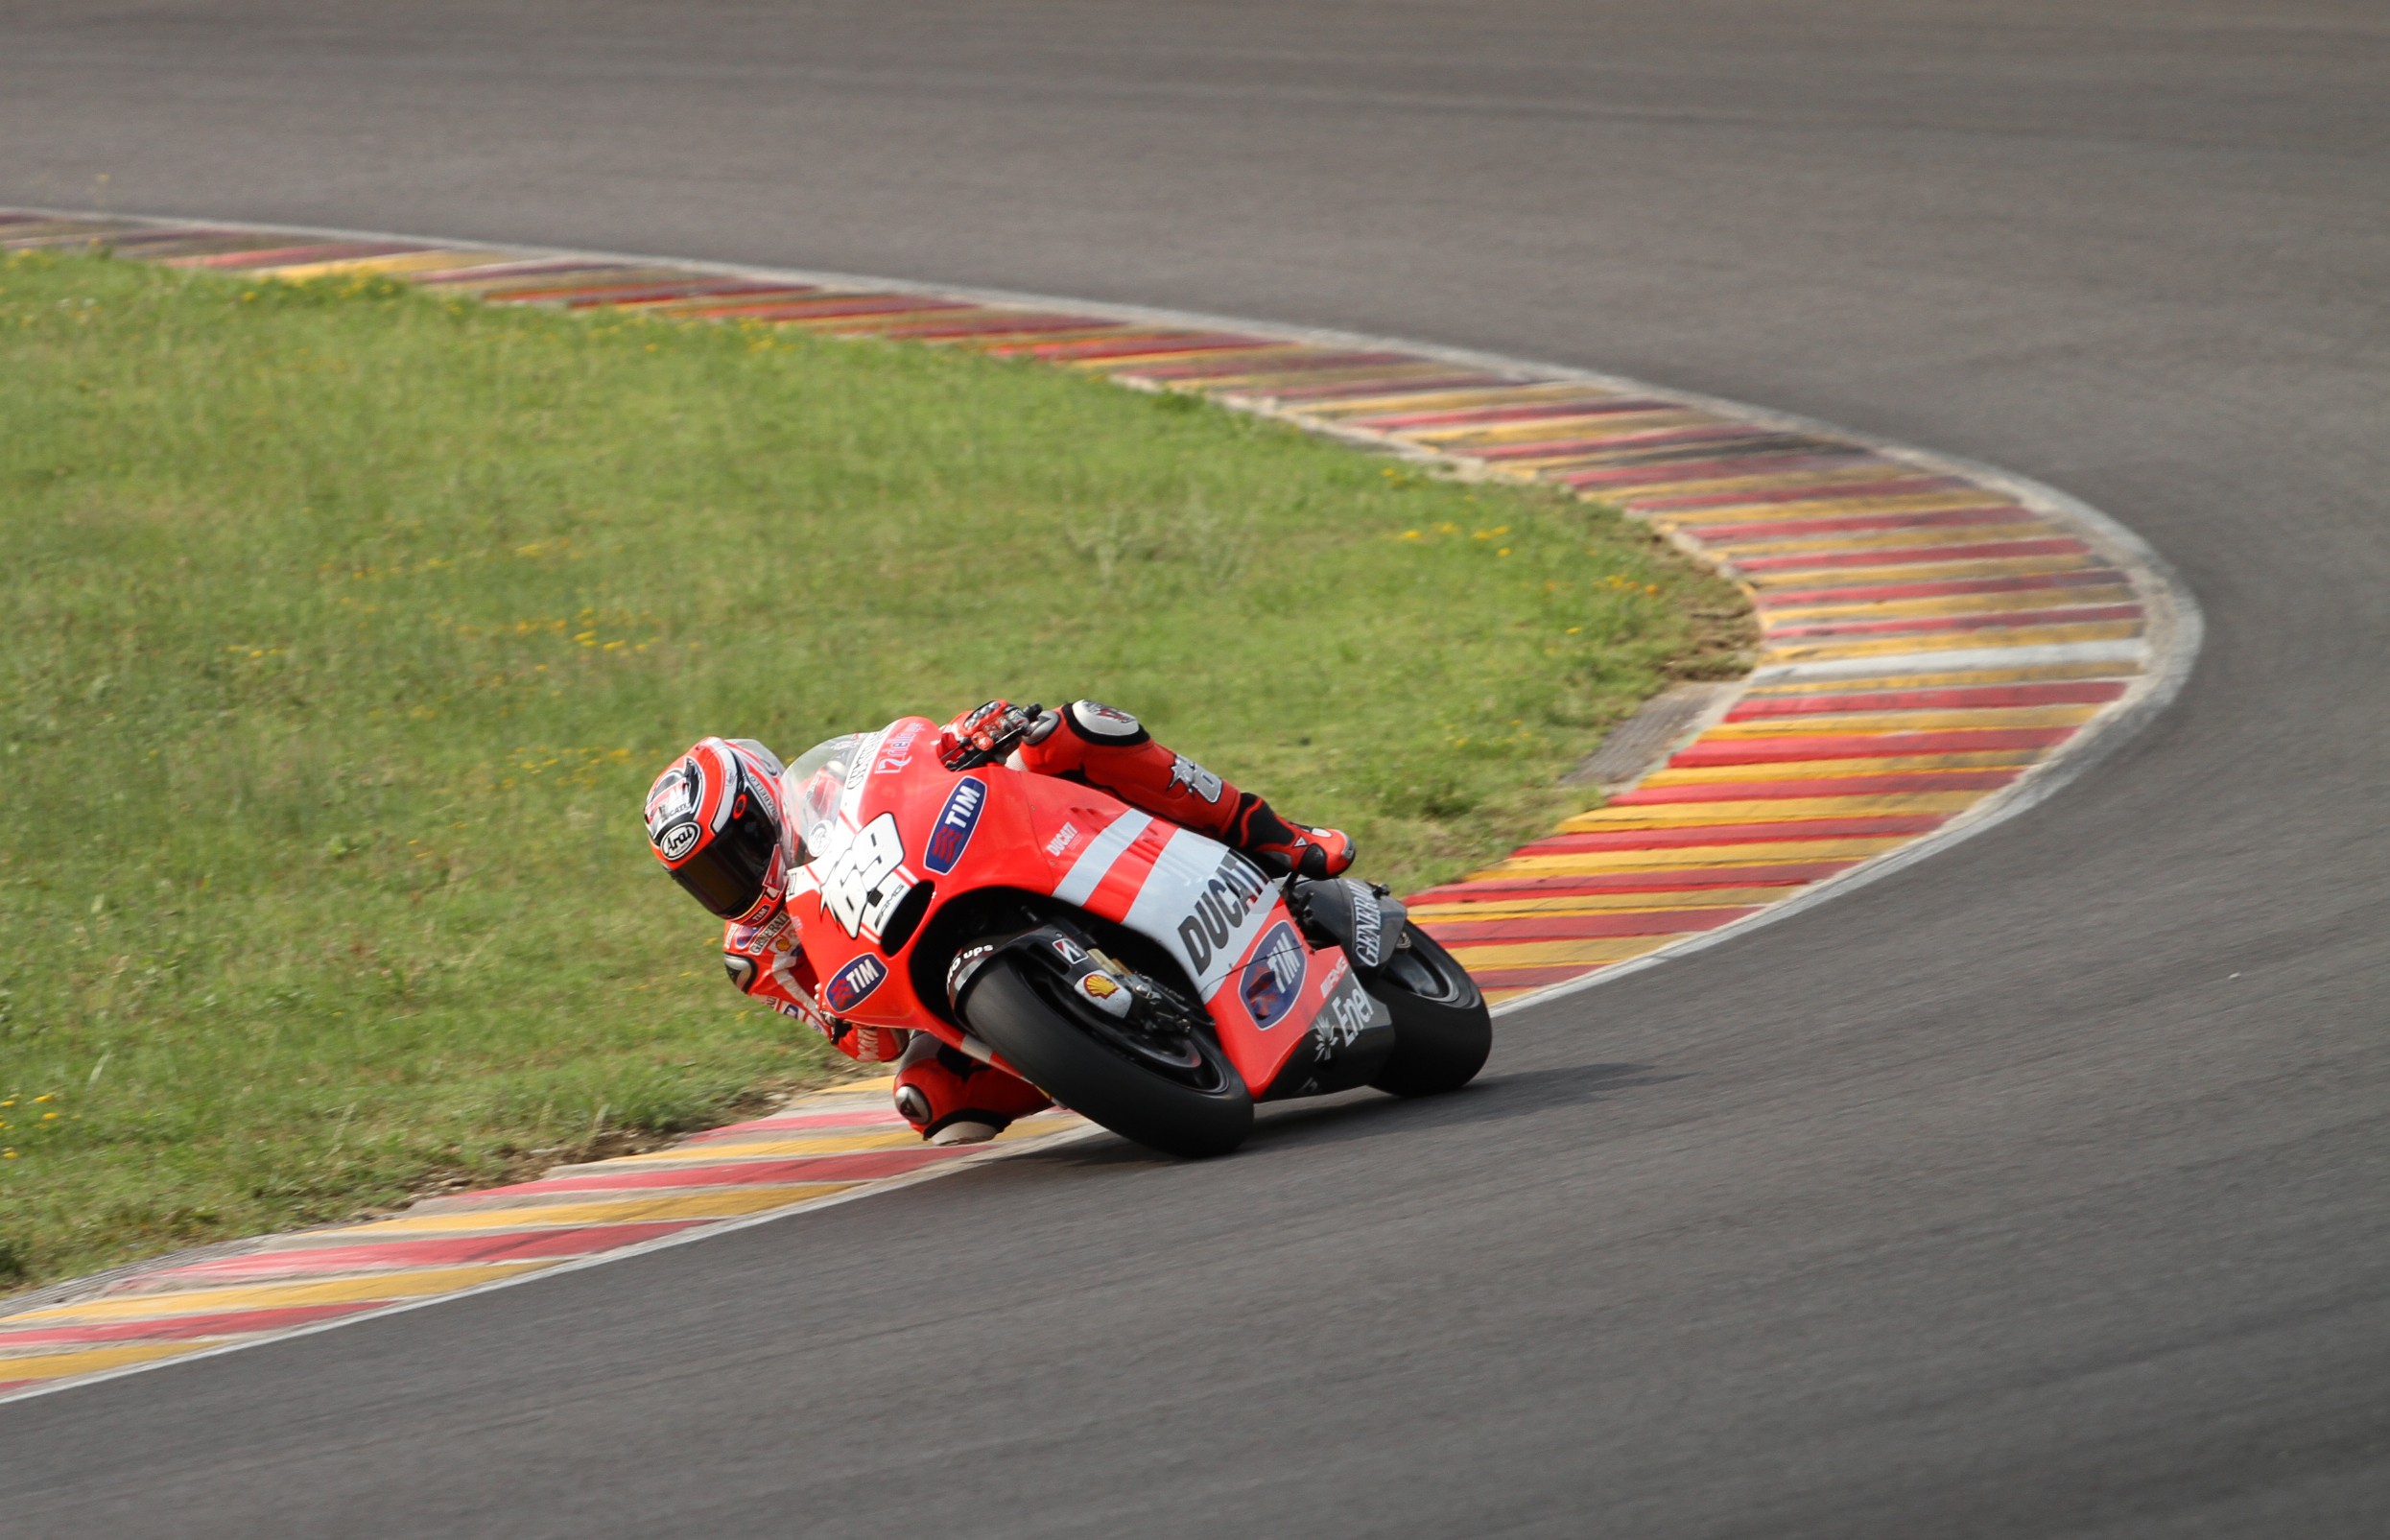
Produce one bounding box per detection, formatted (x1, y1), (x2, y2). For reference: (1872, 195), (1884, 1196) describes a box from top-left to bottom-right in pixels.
(2, 3), (2383, 1534)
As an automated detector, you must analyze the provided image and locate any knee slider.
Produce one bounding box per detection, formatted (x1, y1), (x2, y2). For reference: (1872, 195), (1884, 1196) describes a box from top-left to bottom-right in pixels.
(1064, 700), (1148, 744)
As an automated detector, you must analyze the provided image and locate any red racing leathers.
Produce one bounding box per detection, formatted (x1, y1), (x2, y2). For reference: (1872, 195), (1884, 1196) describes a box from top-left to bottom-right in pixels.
(722, 700), (1332, 1142)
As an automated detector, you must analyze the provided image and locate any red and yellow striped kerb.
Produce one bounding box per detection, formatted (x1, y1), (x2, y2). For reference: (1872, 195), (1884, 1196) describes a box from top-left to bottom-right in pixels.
(0, 1078), (1092, 1403)
(0, 211), (2191, 1399)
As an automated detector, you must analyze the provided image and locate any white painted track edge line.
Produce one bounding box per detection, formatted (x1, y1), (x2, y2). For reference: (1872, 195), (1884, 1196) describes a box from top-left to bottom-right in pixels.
(0, 207), (2202, 1392)
(0, 1118), (1109, 1410)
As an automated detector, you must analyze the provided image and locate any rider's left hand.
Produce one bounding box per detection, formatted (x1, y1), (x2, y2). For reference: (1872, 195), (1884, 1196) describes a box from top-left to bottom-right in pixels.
(938, 699), (1043, 770)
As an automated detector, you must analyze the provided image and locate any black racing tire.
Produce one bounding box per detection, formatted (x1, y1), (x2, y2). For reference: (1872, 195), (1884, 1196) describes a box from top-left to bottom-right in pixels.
(963, 956), (1253, 1159)
(1365, 926), (1492, 1098)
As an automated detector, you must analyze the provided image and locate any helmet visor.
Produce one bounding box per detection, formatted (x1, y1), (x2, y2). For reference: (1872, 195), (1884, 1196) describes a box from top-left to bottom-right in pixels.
(668, 770), (783, 918)
(668, 839), (769, 919)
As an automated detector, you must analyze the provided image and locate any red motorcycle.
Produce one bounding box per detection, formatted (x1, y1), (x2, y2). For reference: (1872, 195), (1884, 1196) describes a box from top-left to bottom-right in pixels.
(779, 717), (1492, 1157)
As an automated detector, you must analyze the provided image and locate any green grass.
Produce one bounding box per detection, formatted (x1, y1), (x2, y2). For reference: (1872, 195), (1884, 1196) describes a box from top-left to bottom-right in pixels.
(0, 248), (1749, 1288)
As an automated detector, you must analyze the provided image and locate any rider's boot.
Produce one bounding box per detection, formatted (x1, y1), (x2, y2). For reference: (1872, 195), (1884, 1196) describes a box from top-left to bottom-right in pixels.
(891, 1031), (1053, 1145)
(1013, 700), (1356, 879)
(1227, 798), (1358, 880)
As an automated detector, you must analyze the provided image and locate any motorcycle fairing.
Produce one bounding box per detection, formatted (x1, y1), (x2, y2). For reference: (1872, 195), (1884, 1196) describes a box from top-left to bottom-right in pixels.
(1119, 829), (1277, 1003)
(1010, 778), (1343, 1094)
(1257, 948), (1397, 1100)
(790, 717), (1354, 1097)
(788, 721), (945, 1031)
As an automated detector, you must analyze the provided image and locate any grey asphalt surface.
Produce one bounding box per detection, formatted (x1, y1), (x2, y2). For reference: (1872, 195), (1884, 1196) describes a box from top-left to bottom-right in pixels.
(4, 3), (2386, 1534)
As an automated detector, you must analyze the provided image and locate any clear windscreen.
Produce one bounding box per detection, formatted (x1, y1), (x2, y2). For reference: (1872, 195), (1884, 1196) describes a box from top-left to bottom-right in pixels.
(782, 734), (863, 858)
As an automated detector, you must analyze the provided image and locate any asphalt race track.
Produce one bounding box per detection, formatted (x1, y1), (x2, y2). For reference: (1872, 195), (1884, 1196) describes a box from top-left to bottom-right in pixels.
(3, 4), (2384, 1534)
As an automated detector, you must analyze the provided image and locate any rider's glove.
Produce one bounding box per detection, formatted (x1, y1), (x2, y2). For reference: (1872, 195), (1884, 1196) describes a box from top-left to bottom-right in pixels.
(938, 699), (1046, 770)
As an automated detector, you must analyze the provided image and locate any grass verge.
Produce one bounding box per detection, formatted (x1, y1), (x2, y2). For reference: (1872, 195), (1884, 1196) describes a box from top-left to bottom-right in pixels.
(0, 248), (1750, 1288)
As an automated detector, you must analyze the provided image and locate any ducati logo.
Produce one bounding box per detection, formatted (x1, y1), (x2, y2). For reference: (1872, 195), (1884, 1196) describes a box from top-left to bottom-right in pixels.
(1173, 850), (1269, 974)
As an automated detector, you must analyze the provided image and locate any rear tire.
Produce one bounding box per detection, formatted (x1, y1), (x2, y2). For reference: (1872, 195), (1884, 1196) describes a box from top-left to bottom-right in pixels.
(963, 957), (1253, 1159)
(1366, 927), (1492, 1097)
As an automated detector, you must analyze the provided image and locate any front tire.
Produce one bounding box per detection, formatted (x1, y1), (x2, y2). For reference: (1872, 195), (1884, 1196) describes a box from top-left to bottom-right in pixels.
(963, 957), (1253, 1159)
(1366, 926), (1492, 1097)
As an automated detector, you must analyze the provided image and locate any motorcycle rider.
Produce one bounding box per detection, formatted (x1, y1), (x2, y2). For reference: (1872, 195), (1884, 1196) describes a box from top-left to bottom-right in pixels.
(642, 699), (1355, 1145)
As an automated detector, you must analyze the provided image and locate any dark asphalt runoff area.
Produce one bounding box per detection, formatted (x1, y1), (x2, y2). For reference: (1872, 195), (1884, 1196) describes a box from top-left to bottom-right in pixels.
(4, 3), (2385, 1534)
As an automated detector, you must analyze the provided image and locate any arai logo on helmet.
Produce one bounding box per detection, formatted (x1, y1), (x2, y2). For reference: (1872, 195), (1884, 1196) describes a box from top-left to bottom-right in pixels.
(922, 776), (986, 875)
(824, 953), (888, 1014)
(1242, 921), (1308, 1031)
(657, 821), (700, 862)
(646, 761), (700, 842)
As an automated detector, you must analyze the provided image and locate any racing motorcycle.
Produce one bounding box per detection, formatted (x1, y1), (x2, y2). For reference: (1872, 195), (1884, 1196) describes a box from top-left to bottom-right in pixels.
(779, 717), (1491, 1158)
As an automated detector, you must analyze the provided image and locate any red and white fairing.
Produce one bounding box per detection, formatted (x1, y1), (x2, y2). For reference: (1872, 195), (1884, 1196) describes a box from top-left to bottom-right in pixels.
(786, 717), (1374, 1098)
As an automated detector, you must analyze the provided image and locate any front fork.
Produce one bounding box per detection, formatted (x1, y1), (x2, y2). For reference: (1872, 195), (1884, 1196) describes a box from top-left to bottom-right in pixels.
(946, 920), (1155, 1022)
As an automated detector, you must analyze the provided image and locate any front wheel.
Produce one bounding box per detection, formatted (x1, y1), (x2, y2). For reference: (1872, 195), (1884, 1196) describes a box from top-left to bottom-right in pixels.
(963, 956), (1253, 1159)
(1366, 926), (1492, 1097)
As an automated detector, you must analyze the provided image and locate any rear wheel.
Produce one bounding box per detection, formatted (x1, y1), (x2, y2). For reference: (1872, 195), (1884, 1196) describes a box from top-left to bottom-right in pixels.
(963, 956), (1253, 1158)
(1366, 927), (1492, 1097)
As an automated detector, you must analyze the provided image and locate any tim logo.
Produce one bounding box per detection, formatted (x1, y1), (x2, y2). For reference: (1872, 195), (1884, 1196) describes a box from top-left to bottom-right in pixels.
(1241, 922), (1308, 1031)
(823, 954), (888, 1014)
(923, 777), (987, 874)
